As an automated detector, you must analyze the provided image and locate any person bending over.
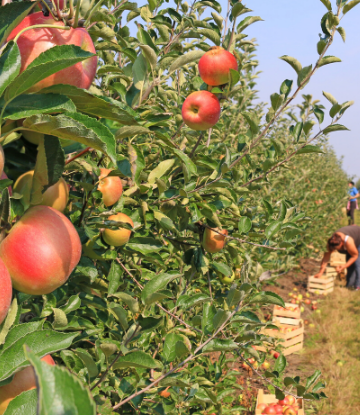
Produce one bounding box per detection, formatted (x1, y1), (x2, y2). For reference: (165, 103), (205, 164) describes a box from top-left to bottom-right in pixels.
(314, 225), (360, 290)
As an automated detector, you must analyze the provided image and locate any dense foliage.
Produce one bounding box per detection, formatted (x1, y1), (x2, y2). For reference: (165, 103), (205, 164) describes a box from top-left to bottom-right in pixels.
(0, 0), (355, 413)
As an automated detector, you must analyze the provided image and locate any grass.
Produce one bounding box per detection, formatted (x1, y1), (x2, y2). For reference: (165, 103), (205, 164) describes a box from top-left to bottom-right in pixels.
(299, 287), (360, 414)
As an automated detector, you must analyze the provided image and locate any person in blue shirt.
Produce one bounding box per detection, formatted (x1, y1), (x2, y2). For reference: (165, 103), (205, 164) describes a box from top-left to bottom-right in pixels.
(347, 181), (359, 225)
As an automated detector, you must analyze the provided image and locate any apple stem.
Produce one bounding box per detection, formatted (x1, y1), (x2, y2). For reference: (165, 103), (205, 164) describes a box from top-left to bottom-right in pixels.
(68, 0), (74, 19)
(13, 24), (70, 43)
(39, 0), (57, 20)
(73, 0), (82, 28)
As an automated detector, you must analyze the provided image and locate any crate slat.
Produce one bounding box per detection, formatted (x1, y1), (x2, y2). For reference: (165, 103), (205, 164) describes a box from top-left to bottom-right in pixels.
(273, 302), (301, 319)
(272, 316), (301, 326)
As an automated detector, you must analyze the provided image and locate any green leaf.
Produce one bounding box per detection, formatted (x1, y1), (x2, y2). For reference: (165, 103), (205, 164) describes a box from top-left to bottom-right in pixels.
(330, 103), (342, 118)
(114, 351), (162, 369)
(26, 349), (96, 415)
(319, 0), (332, 10)
(0, 42), (21, 98)
(305, 370), (322, 391)
(229, 69), (240, 88)
(270, 93), (285, 111)
(322, 91), (337, 105)
(2, 321), (43, 350)
(41, 85), (139, 125)
(279, 55), (302, 74)
(133, 54), (147, 90)
(274, 354), (287, 373)
(0, 2), (36, 46)
(30, 136), (65, 207)
(296, 145), (324, 155)
(111, 292), (139, 314)
(314, 106), (325, 124)
(3, 389), (37, 415)
(177, 293), (211, 309)
(52, 308), (68, 329)
(237, 16), (263, 33)
(318, 56), (342, 67)
(213, 309), (231, 331)
(317, 39), (327, 55)
(148, 159), (176, 184)
(323, 124), (349, 134)
(242, 112), (259, 134)
(265, 220), (282, 239)
(212, 262), (232, 277)
(116, 125), (151, 140)
(238, 216), (252, 234)
(343, 0), (360, 14)
(0, 299), (18, 345)
(2, 93), (76, 120)
(297, 64), (312, 87)
(231, 3), (246, 18)
(337, 26), (346, 42)
(59, 295), (81, 314)
(108, 261), (122, 295)
(167, 147), (197, 180)
(198, 28), (220, 46)
(128, 143), (145, 185)
(141, 273), (181, 306)
(163, 333), (184, 362)
(74, 349), (99, 379)
(23, 113), (116, 163)
(292, 122), (303, 142)
(140, 44), (158, 69)
(126, 237), (163, 255)
(280, 79), (293, 98)
(169, 50), (205, 74)
(202, 339), (238, 352)
(5, 45), (95, 99)
(0, 330), (78, 382)
(249, 291), (285, 307)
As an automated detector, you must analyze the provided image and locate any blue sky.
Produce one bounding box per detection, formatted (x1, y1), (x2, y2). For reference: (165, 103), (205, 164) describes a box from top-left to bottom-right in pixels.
(236, 0), (359, 178)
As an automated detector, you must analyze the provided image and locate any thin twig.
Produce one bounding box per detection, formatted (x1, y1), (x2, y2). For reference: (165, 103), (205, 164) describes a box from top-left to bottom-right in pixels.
(65, 147), (91, 165)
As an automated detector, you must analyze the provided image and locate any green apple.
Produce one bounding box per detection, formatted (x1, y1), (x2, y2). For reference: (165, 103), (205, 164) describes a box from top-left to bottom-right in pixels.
(220, 272), (235, 284)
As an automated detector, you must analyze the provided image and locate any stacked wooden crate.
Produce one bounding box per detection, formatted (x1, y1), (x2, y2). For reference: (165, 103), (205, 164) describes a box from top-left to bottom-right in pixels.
(258, 304), (304, 356)
(308, 266), (336, 294)
(255, 389), (305, 415)
(330, 251), (347, 282)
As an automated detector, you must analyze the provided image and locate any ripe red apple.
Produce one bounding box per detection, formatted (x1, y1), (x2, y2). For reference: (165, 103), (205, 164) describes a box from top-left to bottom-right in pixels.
(263, 406), (277, 414)
(257, 403), (267, 412)
(7, 12), (97, 92)
(182, 91), (221, 130)
(98, 169), (123, 207)
(14, 170), (69, 212)
(304, 299), (311, 305)
(0, 258), (12, 325)
(284, 407), (297, 415)
(285, 396), (296, 406)
(273, 352), (280, 359)
(102, 213), (133, 247)
(0, 172), (12, 196)
(202, 227), (228, 253)
(277, 397), (290, 406)
(0, 206), (81, 295)
(312, 305), (317, 311)
(272, 405), (284, 414)
(198, 46), (238, 86)
(0, 355), (55, 414)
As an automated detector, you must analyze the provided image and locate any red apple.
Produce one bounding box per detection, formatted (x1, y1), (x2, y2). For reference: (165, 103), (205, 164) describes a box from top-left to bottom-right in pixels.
(0, 258), (12, 325)
(286, 396), (296, 406)
(272, 405), (284, 414)
(198, 46), (238, 86)
(0, 355), (55, 414)
(277, 397), (290, 406)
(263, 406), (277, 414)
(284, 407), (297, 415)
(0, 206), (81, 295)
(7, 12), (97, 92)
(98, 168), (123, 207)
(182, 91), (221, 130)
(257, 403), (267, 412)
(0, 145), (4, 178)
(312, 305), (317, 310)
(202, 227), (228, 253)
(273, 352), (280, 359)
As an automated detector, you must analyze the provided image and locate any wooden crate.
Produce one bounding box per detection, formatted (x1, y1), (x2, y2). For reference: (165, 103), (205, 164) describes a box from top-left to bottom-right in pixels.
(308, 275), (334, 294)
(258, 321), (304, 356)
(273, 303), (301, 326)
(255, 389), (305, 415)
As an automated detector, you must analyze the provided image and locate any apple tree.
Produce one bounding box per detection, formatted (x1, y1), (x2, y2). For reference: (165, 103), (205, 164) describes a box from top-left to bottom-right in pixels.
(0, 0), (356, 413)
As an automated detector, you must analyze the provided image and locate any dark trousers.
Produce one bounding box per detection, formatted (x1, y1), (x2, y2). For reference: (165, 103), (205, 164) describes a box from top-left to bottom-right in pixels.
(347, 201), (357, 225)
(346, 246), (360, 288)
